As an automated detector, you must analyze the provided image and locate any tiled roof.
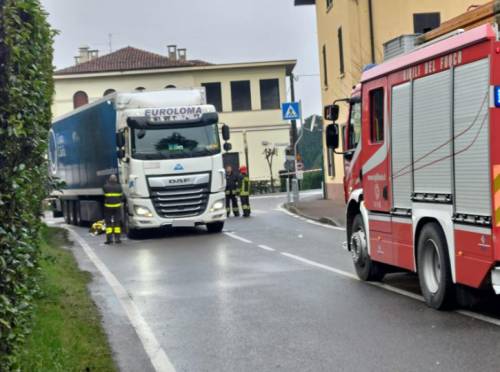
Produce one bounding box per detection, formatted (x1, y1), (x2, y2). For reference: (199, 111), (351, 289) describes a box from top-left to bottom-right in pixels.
(54, 46), (211, 75)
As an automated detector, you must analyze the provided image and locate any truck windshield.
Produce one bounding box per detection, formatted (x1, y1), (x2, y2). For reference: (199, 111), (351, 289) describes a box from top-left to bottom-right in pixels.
(131, 123), (221, 160)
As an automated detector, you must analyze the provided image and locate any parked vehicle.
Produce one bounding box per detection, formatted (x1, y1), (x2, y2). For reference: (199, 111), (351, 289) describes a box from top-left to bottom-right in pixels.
(325, 24), (500, 309)
(49, 89), (230, 237)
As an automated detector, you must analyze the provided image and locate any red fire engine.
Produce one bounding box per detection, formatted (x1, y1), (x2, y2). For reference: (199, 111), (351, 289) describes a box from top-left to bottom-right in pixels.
(325, 23), (500, 309)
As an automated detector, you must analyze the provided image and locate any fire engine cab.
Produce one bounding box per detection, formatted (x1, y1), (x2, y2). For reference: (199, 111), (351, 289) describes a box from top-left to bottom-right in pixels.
(325, 23), (500, 309)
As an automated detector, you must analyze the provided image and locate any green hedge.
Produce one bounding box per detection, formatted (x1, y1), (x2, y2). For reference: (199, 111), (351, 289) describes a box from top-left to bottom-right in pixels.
(0, 0), (54, 369)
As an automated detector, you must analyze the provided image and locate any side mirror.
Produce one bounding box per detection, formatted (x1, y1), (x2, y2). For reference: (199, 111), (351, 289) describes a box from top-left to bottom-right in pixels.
(324, 104), (340, 122)
(137, 129), (146, 139)
(326, 124), (340, 149)
(117, 148), (126, 159)
(221, 124), (230, 141)
(116, 132), (125, 148)
(223, 142), (232, 152)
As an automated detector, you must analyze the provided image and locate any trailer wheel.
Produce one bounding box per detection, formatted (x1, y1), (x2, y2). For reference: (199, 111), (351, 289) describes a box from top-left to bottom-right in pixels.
(68, 201), (75, 225)
(351, 214), (385, 281)
(63, 201), (71, 224)
(417, 222), (455, 310)
(75, 201), (82, 226)
(206, 221), (224, 233)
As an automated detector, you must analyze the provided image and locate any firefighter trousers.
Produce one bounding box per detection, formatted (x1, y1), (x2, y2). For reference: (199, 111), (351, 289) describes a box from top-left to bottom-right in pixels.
(240, 195), (250, 217)
(104, 207), (122, 242)
(225, 191), (240, 217)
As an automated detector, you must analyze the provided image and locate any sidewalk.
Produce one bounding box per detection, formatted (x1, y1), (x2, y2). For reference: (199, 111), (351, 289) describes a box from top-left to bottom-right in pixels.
(285, 196), (346, 227)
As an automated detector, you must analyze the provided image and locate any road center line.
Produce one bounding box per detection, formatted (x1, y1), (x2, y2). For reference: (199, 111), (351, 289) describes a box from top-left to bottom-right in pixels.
(66, 227), (176, 372)
(280, 252), (358, 280)
(224, 232), (253, 244)
(258, 244), (276, 252)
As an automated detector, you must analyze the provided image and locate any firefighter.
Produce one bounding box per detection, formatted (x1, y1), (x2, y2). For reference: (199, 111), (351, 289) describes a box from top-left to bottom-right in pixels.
(225, 165), (240, 217)
(103, 174), (123, 244)
(239, 166), (251, 217)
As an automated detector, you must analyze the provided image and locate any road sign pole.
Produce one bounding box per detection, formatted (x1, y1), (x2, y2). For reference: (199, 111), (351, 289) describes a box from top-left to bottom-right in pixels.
(290, 73), (298, 157)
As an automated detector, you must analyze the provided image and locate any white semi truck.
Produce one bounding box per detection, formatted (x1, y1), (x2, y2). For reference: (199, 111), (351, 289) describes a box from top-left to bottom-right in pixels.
(49, 89), (229, 237)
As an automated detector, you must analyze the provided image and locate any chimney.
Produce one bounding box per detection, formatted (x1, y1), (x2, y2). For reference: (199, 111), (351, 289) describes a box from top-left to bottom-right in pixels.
(167, 45), (177, 61)
(177, 48), (187, 62)
(74, 45), (99, 64)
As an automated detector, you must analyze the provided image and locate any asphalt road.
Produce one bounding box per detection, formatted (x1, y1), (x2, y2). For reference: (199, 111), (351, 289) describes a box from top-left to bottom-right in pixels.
(53, 191), (500, 372)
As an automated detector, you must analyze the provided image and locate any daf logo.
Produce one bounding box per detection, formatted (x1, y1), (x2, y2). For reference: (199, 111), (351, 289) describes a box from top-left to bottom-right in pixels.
(168, 178), (190, 185)
(174, 164), (184, 171)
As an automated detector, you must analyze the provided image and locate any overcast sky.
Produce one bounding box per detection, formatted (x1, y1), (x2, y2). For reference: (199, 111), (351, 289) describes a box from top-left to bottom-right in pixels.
(41, 0), (321, 118)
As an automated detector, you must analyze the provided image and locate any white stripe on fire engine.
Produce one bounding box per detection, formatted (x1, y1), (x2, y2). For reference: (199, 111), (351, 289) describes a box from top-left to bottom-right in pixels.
(454, 224), (491, 235)
(368, 213), (391, 222)
(392, 216), (412, 225)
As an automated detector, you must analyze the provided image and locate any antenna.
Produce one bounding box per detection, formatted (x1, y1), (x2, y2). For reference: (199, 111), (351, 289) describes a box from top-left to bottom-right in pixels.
(108, 33), (113, 53)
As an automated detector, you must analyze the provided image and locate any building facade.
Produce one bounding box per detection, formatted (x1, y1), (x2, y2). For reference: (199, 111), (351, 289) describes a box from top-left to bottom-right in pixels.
(53, 46), (296, 182)
(296, 0), (489, 199)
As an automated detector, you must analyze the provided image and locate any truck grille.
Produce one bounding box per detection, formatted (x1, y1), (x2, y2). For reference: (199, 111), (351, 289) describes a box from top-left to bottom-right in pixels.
(150, 183), (210, 218)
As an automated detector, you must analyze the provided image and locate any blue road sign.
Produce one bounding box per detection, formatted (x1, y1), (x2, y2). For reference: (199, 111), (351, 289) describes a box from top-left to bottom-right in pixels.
(281, 102), (301, 120)
(495, 86), (500, 108)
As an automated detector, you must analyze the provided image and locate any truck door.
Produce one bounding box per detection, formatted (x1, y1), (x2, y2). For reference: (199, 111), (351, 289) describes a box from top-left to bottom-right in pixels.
(361, 78), (393, 263)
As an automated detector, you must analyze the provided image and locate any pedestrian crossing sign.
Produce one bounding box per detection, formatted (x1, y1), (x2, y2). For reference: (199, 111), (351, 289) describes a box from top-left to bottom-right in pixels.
(281, 102), (301, 121)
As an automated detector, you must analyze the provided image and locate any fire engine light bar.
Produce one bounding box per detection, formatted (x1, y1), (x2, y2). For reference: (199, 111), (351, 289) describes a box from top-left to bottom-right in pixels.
(494, 86), (500, 108)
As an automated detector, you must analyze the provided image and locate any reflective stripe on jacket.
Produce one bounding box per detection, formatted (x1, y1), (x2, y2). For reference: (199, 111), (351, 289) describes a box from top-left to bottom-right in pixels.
(240, 176), (250, 196)
(103, 182), (123, 208)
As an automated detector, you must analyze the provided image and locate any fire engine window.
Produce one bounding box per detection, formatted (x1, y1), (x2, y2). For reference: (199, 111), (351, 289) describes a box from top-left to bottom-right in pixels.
(370, 88), (384, 143)
(348, 101), (361, 149)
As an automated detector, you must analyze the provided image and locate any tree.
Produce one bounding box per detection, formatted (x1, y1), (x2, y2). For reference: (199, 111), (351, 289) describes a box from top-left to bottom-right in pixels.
(262, 141), (278, 192)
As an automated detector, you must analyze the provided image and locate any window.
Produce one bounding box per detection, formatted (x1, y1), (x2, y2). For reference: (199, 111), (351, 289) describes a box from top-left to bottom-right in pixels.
(202, 82), (223, 112)
(413, 13), (440, 34)
(135, 87), (145, 92)
(370, 88), (384, 143)
(348, 101), (361, 149)
(103, 89), (115, 96)
(326, 0), (333, 11)
(338, 27), (345, 76)
(73, 91), (88, 109)
(260, 79), (280, 110)
(231, 80), (251, 111)
(322, 45), (328, 87)
(165, 85), (176, 89)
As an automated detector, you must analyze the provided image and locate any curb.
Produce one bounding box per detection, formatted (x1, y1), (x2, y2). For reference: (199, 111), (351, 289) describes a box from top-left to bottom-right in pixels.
(284, 203), (343, 228)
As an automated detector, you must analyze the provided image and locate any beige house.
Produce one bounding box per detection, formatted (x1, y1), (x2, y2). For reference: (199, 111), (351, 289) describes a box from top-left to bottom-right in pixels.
(53, 46), (296, 182)
(295, 0), (489, 199)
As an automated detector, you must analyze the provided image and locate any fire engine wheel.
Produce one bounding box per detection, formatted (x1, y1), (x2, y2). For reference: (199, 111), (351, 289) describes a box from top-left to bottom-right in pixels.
(351, 214), (385, 281)
(206, 221), (224, 233)
(417, 222), (455, 310)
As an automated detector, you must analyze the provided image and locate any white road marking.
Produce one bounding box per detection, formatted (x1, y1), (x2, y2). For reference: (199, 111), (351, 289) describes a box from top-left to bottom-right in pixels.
(277, 205), (346, 231)
(279, 249), (500, 328)
(280, 252), (358, 280)
(258, 244), (276, 252)
(224, 232), (253, 244)
(66, 227), (176, 372)
(252, 190), (322, 200)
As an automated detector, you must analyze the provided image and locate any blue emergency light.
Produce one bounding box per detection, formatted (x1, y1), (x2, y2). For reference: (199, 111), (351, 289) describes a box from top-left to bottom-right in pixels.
(495, 86), (500, 108)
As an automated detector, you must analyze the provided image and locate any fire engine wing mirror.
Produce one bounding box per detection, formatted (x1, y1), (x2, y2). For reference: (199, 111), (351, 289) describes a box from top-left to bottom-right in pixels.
(324, 104), (340, 122)
(326, 124), (340, 150)
(221, 124), (230, 141)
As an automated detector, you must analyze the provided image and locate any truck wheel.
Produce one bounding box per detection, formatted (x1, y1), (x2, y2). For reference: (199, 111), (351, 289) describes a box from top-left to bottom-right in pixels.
(123, 213), (141, 239)
(63, 201), (71, 224)
(351, 214), (385, 281)
(68, 201), (75, 225)
(75, 201), (82, 226)
(206, 221), (224, 233)
(417, 222), (455, 310)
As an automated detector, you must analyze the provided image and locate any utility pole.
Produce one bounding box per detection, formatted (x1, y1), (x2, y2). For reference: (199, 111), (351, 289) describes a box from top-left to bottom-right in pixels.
(243, 130), (250, 177)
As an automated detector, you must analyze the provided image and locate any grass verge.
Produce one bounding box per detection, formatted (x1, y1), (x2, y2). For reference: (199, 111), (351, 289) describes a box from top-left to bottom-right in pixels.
(20, 226), (116, 372)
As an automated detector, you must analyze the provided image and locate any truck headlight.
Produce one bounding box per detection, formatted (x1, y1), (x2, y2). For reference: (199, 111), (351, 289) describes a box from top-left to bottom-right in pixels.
(134, 205), (153, 217)
(210, 200), (225, 212)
